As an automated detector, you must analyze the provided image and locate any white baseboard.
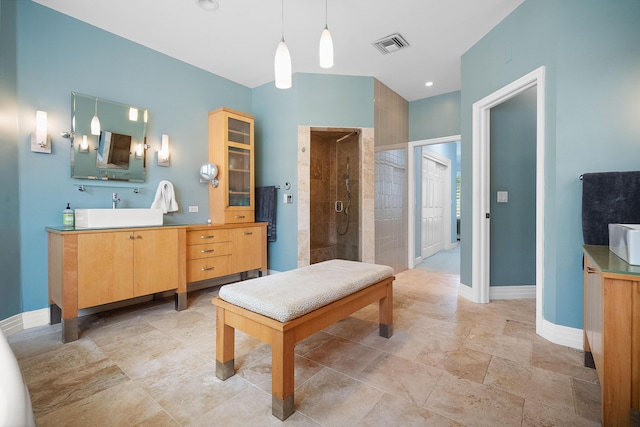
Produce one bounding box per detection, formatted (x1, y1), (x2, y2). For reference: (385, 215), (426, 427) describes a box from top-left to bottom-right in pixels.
(0, 308), (49, 338)
(458, 282), (474, 301)
(490, 285), (536, 300)
(539, 319), (583, 350)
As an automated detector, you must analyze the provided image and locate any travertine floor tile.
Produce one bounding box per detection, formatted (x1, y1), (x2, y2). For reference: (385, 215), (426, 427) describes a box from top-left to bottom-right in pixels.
(415, 347), (492, 383)
(295, 368), (385, 426)
(357, 393), (463, 426)
(424, 372), (524, 427)
(522, 399), (600, 427)
(484, 356), (574, 413)
(36, 380), (175, 427)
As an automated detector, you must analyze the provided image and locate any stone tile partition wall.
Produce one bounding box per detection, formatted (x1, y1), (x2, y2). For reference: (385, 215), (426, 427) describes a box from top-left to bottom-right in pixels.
(298, 127), (375, 267)
(374, 148), (407, 274)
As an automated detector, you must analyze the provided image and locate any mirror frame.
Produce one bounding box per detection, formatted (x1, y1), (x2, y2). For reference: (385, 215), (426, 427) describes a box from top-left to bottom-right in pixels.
(70, 92), (149, 182)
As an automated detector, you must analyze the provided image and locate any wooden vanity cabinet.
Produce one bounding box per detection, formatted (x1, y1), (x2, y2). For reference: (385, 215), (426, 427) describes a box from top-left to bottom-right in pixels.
(583, 245), (640, 427)
(187, 223), (267, 283)
(47, 225), (187, 343)
(208, 107), (255, 224)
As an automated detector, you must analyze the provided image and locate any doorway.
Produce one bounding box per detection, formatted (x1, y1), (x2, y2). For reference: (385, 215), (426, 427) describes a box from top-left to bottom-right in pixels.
(407, 135), (461, 269)
(471, 66), (545, 335)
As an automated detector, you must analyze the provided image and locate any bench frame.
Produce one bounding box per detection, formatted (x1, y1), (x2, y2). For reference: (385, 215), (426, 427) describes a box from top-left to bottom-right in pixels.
(212, 275), (394, 420)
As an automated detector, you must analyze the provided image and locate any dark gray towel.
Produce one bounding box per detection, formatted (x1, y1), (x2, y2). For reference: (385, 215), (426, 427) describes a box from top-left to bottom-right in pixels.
(256, 186), (277, 242)
(581, 171), (640, 245)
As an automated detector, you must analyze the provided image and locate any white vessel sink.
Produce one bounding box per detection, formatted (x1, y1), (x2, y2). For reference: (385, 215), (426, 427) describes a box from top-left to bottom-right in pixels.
(609, 224), (640, 265)
(75, 208), (163, 229)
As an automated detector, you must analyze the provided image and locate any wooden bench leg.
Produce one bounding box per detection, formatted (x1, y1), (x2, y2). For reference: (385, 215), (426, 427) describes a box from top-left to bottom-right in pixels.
(215, 306), (235, 380)
(271, 329), (296, 420)
(379, 282), (394, 338)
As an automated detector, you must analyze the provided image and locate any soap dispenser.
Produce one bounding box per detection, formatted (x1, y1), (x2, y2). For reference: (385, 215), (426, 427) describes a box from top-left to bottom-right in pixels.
(63, 203), (74, 228)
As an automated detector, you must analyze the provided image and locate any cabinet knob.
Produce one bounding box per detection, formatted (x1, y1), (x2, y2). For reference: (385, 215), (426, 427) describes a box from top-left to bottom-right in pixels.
(201, 235), (214, 239)
(242, 232), (253, 236)
(136, 235), (142, 239)
(201, 249), (215, 253)
(201, 266), (215, 271)
(128, 235), (135, 240)
(586, 267), (597, 274)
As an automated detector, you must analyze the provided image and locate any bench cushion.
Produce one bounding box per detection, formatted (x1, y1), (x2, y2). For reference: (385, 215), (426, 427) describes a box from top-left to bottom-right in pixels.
(218, 260), (394, 322)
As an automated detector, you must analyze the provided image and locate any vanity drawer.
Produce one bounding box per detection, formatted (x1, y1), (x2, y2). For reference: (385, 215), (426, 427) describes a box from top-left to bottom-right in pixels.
(186, 229), (231, 245)
(224, 210), (255, 223)
(187, 255), (231, 283)
(187, 241), (232, 260)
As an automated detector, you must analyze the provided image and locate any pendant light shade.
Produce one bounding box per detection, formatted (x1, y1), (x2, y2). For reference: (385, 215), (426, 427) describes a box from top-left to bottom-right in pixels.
(319, 26), (334, 68)
(90, 97), (101, 136)
(319, 0), (334, 68)
(274, 37), (292, 89)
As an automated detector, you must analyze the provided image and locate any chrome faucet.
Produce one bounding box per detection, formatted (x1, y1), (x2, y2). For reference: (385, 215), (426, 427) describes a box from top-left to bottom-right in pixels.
(112, 192), (120, 209)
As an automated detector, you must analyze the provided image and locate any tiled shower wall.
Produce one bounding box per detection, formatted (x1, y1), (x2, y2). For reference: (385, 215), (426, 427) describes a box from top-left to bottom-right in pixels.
(309, 132), (359, 264)
(374, 148), (407, 274)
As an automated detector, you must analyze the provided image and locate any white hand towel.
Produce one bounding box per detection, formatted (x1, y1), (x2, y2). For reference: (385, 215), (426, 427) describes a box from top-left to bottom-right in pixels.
(150, 180), (179, 214)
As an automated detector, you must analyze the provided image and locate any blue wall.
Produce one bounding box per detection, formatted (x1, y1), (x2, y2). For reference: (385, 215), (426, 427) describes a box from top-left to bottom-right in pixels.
(461, 0), (640, 328)
(0, 0), (21, 320)
(13, 1), (251, 312)
(253, 73), (374, 272)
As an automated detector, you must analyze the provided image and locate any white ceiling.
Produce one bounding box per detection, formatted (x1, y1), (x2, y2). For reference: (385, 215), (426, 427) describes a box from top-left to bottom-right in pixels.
(33, 0), (524, 102)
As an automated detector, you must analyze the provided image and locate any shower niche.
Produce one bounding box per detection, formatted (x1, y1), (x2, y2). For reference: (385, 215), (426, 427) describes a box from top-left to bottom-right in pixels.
(309, 129), (360, 264)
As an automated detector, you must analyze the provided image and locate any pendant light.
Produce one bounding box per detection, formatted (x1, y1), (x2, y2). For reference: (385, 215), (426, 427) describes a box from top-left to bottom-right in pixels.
(274, 0), (292, 89)
(90, 97), (101, 135)
(319, 0), (334, 68)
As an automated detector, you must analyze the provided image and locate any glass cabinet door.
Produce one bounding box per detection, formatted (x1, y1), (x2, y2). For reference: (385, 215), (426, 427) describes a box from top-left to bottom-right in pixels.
(227, 146), (251, 207)
(227, 117), (251, 145)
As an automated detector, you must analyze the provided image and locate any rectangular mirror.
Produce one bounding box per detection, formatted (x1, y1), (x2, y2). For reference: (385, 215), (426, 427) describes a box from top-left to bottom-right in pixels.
(71, 92), (148, 182)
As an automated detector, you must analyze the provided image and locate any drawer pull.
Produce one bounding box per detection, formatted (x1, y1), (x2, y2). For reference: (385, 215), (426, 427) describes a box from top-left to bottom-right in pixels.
(201, 266), (215, 271)
(242, 232), (253, 236)
(128, 235), (135, 240)
(586, 267), (598, 274)
(201, 249), (215, 253)
(201, 235), (214, 239)
(235, 215), (245, 219)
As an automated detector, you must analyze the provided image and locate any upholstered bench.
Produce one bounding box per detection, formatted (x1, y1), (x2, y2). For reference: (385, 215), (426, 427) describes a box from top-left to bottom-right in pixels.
(212, 259), (394, 420)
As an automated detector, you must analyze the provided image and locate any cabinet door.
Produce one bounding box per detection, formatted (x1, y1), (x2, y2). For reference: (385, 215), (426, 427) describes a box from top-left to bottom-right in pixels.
(77, 232), (134, 308)
(133, 229), (179, 296)
(232, 226), (264, 273)
(227, 146), (252, 208)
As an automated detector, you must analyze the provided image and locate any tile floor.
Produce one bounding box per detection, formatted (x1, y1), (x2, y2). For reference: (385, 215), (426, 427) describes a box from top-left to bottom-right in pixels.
(8, 268), (601, 426)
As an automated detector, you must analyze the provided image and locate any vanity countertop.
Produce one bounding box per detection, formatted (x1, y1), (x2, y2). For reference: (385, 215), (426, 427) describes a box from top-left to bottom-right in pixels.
(583, 245), (640, 277)
(46, 224), (187, 233)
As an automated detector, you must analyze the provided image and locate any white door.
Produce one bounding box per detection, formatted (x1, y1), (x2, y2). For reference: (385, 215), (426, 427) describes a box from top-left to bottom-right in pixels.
(421, 154), (447, 258)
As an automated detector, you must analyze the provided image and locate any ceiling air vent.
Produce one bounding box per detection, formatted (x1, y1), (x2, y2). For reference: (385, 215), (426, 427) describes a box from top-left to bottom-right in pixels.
(372, 33), (410, 54)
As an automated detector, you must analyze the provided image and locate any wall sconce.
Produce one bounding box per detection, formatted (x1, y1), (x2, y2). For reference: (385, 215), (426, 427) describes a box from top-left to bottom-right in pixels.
(200, 162), (219, 187)
(79, 134), (89, 152)
(129, 107), (139, 121)
(157, 134), (170, 166)
(31, 110), (51, 153)
(135, 143), (144, 159)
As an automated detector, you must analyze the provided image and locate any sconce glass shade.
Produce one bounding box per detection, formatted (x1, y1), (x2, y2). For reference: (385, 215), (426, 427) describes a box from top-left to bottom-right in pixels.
(158, 134), (170, 166)
(274, 37), (292, 89)
(80, 134), (89, 152)
(129, 108), (139, 121)
(31, 110), (51, 153)
(36, 110), (47, 145)
(319, 26), (334, 68)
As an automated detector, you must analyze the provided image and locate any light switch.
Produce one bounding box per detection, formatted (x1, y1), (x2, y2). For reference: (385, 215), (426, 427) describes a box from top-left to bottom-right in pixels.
(497, 191), (508, 203)
(283, 193), (293, 204)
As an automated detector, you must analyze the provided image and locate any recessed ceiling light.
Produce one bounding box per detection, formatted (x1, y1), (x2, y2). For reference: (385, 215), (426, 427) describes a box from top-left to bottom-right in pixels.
(197, 0), (219, 11)
(425, 81), (434, 87)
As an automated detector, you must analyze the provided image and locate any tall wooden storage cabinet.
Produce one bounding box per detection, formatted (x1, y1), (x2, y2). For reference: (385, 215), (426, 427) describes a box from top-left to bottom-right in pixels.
(208, 107), (255, 224)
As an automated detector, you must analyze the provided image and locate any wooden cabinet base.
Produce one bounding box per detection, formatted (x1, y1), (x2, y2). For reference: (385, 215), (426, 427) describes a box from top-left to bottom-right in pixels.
(47, 226), (187, 343)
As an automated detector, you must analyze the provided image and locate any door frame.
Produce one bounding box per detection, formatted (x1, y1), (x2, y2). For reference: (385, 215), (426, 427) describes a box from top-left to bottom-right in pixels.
(407, 135), (460, 269)
(471, 66), (545, 335)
